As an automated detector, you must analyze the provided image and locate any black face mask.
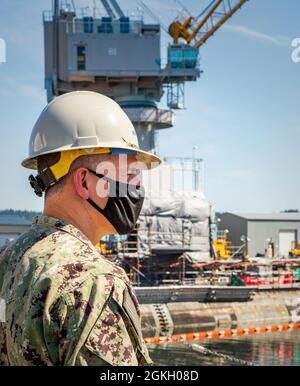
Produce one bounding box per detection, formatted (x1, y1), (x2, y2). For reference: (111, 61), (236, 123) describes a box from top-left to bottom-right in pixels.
(87, 169), (145, 235)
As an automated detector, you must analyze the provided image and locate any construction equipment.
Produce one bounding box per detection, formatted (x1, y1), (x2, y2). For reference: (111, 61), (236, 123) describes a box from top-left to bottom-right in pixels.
(289, 242), (300, 258)
(168, 0), (248, 48)
(213, 231), (232, 259)
(43, 0), (249, 153)
(166, 0), (248, 108)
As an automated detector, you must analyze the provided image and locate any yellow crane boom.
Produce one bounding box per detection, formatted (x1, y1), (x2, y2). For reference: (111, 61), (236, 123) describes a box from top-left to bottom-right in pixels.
(169, 0), (248, 48)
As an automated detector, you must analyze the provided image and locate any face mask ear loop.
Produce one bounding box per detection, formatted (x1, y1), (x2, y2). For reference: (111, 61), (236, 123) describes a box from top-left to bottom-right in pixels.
(86, 197), (105, 215)
(87, 169), (106, 180)
(86, 169), (107, 215)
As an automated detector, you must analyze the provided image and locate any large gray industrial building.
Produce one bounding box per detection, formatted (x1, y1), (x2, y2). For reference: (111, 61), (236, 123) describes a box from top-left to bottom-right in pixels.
(219, 213), (300, 258)
(0, 215), (31, 248)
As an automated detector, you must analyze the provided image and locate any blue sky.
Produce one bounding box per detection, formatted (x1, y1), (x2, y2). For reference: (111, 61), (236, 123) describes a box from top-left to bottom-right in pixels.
(0, 0), (299, 213)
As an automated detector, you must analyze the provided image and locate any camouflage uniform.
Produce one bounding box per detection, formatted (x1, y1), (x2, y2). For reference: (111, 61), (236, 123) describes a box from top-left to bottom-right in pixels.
(0, 216), (153, 366)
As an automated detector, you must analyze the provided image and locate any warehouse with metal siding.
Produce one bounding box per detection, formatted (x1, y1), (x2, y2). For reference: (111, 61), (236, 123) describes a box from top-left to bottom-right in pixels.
(0, 215), (31, 248)
(219, 213), (300, 258)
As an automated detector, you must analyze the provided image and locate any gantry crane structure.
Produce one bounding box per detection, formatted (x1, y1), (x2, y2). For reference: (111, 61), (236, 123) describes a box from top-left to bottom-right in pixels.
(43, 0), (249, 281)
(44, 0), (248, 155)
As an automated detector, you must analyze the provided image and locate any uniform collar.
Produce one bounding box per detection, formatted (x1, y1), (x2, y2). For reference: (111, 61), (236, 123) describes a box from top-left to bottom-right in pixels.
(32, 215), (92, 247)
(32, 215), (131, 285)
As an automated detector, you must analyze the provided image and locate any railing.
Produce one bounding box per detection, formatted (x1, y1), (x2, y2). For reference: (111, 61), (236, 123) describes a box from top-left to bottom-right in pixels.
(192, 260), (300, 287)
(121, 228), (210, 257)
(43, 11), (144, 35)
(101, 237), (300, 286)
(43, 6), (143, 22)
(123, 107), (174, 127)
(43, 10), (53, 21)
(51, 18), (143, 35)
(127, 268), (297, 288)
(99, 225), (300, 287)
(125, 254), (300, 287)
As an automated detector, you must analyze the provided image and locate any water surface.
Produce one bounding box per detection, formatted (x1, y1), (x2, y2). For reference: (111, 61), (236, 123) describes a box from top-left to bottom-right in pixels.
(148, 330), (300, 366)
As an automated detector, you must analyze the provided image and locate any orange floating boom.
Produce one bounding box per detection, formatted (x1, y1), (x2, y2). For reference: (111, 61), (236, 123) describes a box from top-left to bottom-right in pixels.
(144, 323), (300, 345)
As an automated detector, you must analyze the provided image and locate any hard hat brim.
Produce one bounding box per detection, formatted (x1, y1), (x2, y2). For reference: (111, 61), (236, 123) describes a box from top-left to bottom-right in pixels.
(21, 146), (162, 171)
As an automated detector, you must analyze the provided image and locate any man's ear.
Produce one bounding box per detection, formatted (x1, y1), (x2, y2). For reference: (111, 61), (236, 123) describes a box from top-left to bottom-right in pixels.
(73, 168), (90, 200)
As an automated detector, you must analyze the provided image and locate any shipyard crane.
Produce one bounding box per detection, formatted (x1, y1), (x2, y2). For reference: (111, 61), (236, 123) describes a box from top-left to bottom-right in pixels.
(168, 0), (248, 48)
(44, 0), (249, 152)
(163, 0), (248, 109)
(43, 0), (250, 284)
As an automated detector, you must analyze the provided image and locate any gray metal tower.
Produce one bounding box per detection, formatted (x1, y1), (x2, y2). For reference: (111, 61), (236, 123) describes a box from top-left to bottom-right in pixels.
(43, 0), (200, 155)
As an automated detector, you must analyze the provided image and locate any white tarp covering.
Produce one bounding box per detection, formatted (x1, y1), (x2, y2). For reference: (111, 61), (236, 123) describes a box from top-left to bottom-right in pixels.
(141, 192), (210, 221)
(183, 251), (211, 263)
(138, 193), (211, 254)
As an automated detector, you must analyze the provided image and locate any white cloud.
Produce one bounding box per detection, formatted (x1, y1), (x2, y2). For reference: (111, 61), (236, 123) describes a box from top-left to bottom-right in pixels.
(224, 24), (291, 46)
(0, 76), (45, 102)
(17, 84), (45, 101)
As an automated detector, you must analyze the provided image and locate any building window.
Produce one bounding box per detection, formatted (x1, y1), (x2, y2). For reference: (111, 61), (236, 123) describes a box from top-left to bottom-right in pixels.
(77, 45), (86, 71)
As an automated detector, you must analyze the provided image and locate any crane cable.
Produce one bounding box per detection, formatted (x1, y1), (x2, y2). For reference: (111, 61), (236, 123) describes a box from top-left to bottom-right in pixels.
(197, 0), (218, 20)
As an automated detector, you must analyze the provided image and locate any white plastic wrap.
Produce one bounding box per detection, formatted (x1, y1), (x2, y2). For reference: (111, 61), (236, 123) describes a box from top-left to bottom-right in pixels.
(138, 194), (211, 254)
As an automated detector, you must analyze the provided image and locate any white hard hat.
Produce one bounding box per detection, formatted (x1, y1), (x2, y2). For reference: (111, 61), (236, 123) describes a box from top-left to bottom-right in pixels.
(22, 91), (161, 170)
(22, 91), (161, 196)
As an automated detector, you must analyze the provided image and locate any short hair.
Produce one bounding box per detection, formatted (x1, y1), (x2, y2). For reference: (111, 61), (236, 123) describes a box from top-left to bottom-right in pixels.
(37, 152), (108, 197)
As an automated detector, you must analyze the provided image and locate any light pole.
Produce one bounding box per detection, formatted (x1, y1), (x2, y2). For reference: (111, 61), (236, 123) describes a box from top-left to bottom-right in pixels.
(241, 235), (251, 261)
(192, 146), (198, 191)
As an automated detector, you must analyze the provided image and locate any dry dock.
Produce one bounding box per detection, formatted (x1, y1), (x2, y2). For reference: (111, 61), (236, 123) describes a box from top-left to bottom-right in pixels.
(137, 285), (300, 338)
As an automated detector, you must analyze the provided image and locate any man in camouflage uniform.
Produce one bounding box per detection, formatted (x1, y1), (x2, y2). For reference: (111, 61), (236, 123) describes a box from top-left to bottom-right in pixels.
(0, 91), (161, 366)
